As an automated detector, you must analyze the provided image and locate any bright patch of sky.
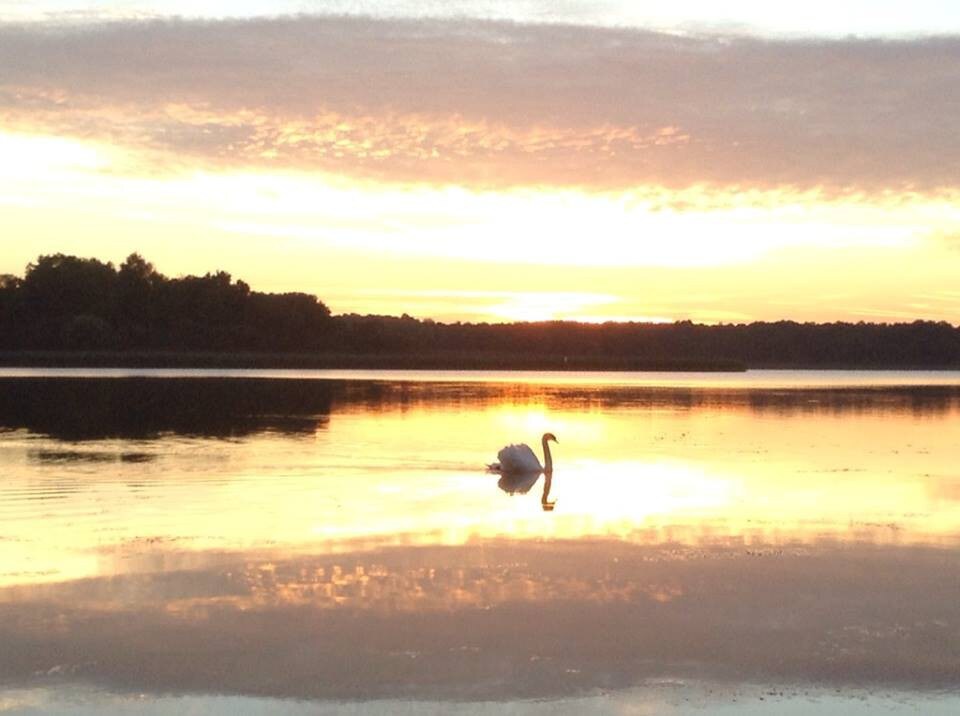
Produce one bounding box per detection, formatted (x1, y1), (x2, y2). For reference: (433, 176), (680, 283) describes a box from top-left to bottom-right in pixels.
(2, 0), (959, 37)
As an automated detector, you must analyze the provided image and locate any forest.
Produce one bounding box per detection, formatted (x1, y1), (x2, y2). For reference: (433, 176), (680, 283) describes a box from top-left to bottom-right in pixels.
(2, 253), (959, 369)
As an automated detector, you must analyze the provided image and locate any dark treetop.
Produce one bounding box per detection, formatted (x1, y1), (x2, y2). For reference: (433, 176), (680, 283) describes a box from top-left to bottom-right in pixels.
(1, 253), (959, 369)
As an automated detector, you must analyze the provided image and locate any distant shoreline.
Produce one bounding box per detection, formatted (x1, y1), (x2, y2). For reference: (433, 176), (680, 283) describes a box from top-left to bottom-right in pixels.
(6, 255), (960, 371)
(0, 350), (749, 372)
(3, 350), (960, 372)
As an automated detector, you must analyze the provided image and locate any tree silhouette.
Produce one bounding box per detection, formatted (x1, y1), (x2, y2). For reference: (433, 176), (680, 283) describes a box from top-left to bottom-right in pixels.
(1, 253), (958, 368)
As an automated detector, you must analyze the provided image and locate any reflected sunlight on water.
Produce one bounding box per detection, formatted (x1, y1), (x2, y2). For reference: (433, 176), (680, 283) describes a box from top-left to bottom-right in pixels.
(1, 371), (959, 707)
(2, 374), (959, 587)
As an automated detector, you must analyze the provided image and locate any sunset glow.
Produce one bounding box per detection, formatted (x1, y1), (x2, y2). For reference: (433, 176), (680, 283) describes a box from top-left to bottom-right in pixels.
(4, 7), (960, 710)
(2, 5), (959, 324)
(4, 381), (960, 588)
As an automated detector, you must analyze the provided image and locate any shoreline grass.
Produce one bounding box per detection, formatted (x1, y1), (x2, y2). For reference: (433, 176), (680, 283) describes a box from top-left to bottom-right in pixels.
(0, 350), (747, 372)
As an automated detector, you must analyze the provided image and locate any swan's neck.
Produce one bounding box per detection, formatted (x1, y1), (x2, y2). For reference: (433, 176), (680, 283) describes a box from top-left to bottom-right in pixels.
(541, 436), (553, 473)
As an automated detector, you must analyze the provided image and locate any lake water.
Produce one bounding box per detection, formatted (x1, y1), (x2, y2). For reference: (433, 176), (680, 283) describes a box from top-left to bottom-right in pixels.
(1, 369), (959, 714)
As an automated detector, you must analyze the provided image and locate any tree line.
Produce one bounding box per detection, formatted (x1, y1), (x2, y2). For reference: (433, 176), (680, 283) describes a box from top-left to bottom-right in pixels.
(0, 254), (332, 352)
(2, 253), (959, 368)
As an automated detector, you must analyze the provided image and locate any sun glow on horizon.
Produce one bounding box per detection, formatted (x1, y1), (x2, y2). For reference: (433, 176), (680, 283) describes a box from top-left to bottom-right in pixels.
(5, 389), (960, 588)
(2, 125), (960, 325)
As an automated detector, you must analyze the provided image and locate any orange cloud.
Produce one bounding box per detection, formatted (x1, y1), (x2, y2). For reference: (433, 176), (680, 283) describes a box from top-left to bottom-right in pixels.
(1, 94), (692, 188)
(0, 17), (958, 194)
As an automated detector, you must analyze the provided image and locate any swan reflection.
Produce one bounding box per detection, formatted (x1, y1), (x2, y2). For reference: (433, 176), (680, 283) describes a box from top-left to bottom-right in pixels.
(541, 470), (556, 511)
(497, 470), (541, 495)
(496, 469), (556, 511)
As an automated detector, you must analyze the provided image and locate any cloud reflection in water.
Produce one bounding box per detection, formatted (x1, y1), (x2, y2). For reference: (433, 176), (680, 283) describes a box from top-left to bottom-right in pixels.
(0, 374), (959, 706)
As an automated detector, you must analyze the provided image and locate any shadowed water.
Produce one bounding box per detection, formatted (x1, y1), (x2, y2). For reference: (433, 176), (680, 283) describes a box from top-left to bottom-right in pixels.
(1, 370), (959, 713)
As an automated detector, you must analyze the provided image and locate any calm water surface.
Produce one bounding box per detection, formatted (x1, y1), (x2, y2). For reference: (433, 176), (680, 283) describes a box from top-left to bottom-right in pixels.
(1, 370), (959, 714)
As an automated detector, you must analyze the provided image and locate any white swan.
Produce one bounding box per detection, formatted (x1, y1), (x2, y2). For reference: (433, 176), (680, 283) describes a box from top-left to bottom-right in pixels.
(488, 432), (558, 474)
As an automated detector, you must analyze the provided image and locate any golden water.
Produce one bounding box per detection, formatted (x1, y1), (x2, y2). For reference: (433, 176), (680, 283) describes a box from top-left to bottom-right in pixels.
(1, 370), (959, 712)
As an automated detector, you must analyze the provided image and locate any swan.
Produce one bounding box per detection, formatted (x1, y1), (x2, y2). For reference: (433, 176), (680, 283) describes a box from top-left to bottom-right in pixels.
(488, 432), (558, 474)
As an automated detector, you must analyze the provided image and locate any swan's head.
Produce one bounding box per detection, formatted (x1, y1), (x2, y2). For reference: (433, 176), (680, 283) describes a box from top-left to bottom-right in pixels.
(542, 432), (558, 443)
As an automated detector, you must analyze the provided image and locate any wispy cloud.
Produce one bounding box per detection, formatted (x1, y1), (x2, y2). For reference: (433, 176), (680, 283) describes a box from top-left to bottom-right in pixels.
(0, 16), (958, 194)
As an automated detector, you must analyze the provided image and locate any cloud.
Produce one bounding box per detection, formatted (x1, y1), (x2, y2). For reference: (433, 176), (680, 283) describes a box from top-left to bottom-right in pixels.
(0, 16), (958, 193)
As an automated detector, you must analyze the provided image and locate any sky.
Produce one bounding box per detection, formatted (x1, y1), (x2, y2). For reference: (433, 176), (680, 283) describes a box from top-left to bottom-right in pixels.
(1, 2), (959, 323)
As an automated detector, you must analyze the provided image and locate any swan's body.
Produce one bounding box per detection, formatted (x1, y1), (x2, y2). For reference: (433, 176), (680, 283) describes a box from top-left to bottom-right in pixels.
(488, 433), (558, 474)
